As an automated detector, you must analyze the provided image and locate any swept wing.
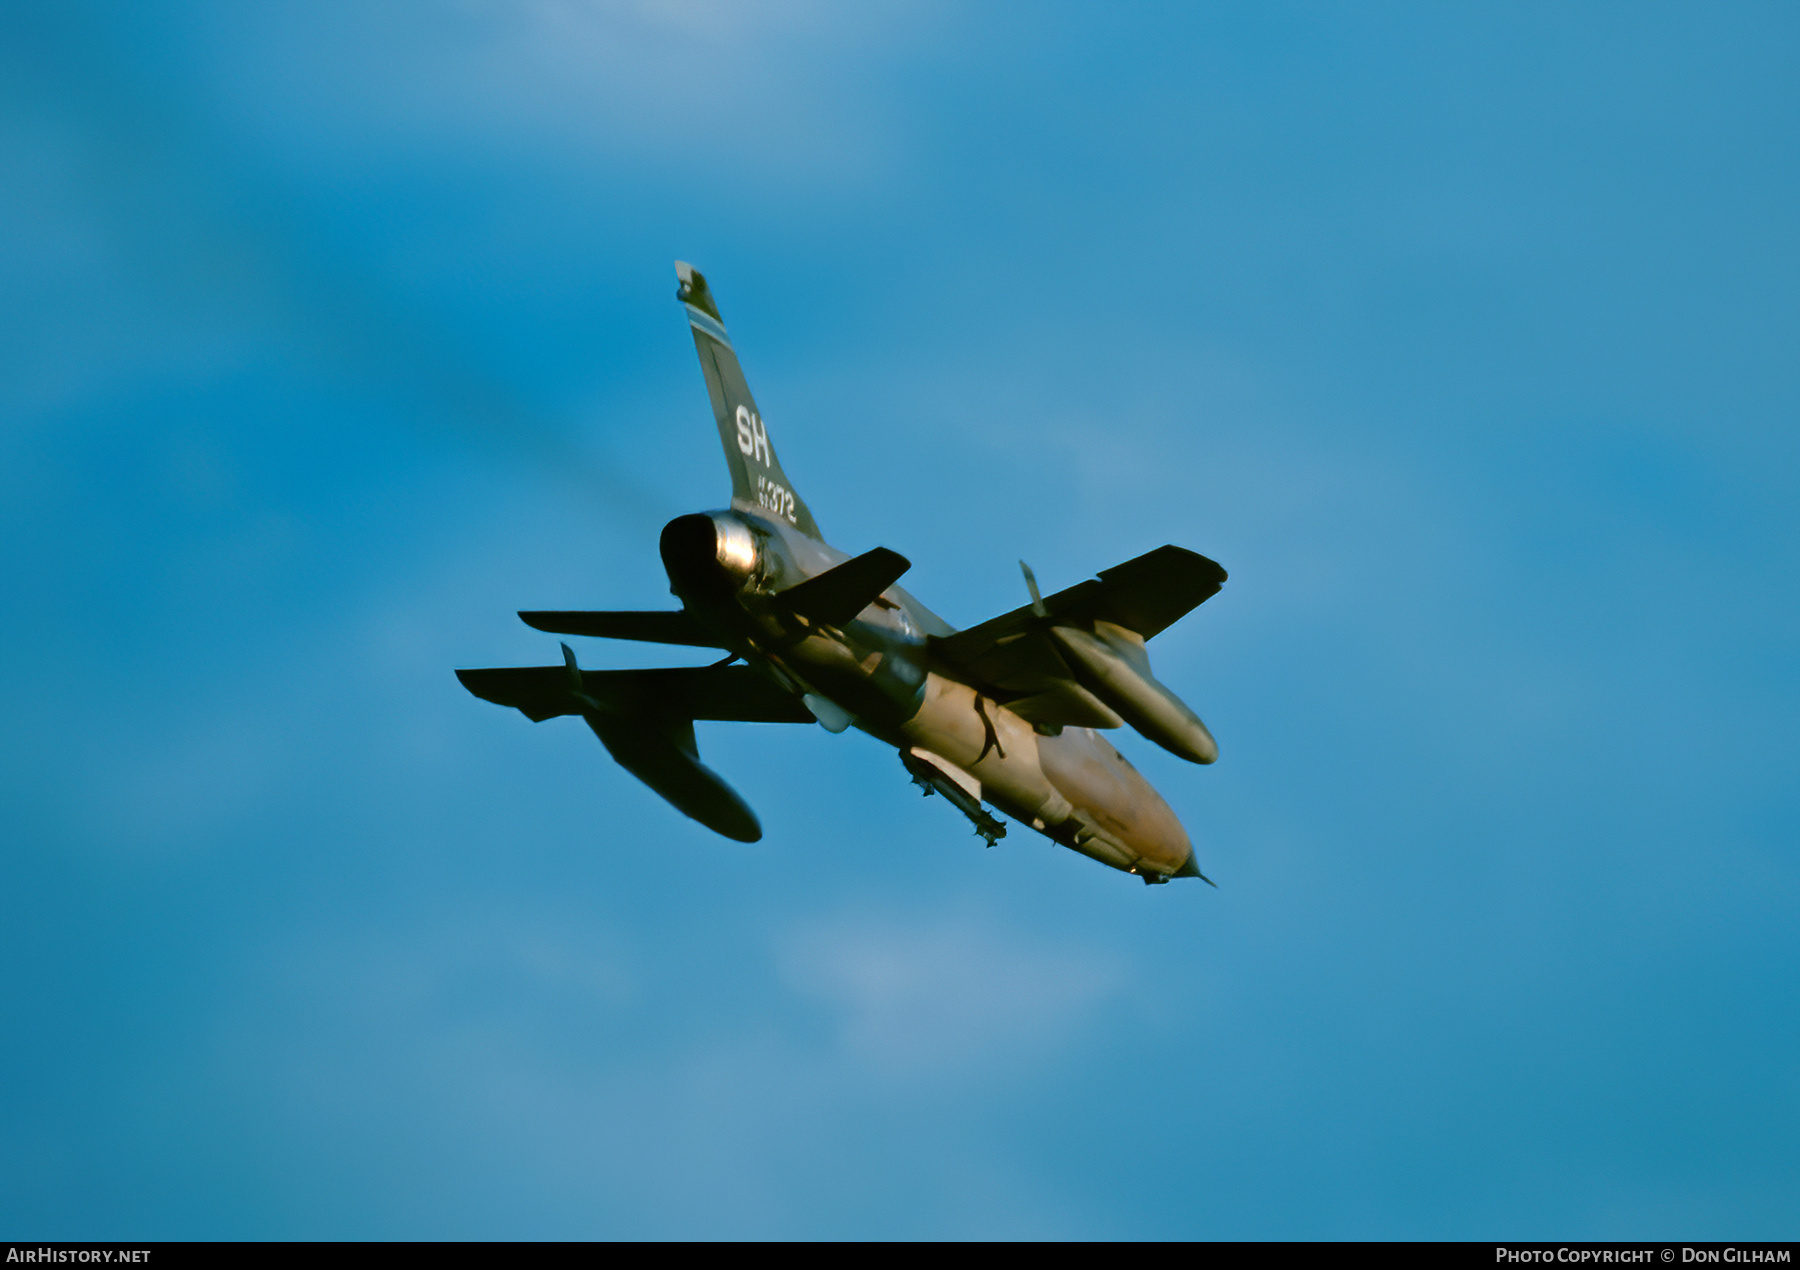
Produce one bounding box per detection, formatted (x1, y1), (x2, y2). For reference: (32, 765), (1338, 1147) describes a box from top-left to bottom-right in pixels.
(930, 545), (1225, 747)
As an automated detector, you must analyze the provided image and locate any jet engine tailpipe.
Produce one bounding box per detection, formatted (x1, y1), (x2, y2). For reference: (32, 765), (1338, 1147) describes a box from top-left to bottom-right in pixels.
(660, 512), (758, 601)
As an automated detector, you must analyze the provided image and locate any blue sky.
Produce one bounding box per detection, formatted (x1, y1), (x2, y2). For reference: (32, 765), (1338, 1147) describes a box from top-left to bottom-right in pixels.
(2, 0), (1796, 1239)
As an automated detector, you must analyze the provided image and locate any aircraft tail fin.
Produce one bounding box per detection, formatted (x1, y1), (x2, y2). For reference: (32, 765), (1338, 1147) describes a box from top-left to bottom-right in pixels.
(675, 262), (822, 538)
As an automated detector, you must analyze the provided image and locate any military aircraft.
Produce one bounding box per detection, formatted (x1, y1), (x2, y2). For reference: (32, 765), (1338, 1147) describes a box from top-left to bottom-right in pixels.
(457, 263), (1228, 884)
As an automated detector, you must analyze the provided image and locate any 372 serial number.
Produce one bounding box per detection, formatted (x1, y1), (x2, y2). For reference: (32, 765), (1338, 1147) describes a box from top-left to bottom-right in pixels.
(756, 475), (797, 524)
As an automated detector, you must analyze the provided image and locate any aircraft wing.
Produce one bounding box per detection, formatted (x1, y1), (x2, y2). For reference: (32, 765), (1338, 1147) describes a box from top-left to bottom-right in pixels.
(929, 545), (1225, 728)
(455, 663), (815, 725)
(1031, 544), (1226, 638)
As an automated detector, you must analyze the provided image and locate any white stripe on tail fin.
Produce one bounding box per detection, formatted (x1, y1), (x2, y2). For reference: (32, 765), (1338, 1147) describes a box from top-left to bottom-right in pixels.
(675, 261), (822, 538)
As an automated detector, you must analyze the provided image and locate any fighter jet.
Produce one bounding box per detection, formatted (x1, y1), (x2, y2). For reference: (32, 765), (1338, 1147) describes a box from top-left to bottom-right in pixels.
(457, 263), (1227, 884)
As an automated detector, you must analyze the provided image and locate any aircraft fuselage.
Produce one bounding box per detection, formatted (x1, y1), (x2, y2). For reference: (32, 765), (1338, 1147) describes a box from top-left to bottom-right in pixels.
(659, 507), (1195, 881)
(458, 261), (1222, 885)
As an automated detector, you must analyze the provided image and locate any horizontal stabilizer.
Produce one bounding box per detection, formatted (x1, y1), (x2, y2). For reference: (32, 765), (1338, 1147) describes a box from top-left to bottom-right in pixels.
(456, 664), (813, 724)
(518, 610), (722, 647)
(775, 547), (911, 628)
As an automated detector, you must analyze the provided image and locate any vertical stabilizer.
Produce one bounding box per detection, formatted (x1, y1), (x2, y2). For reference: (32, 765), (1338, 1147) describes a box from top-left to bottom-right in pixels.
(675, 262), (822, 538)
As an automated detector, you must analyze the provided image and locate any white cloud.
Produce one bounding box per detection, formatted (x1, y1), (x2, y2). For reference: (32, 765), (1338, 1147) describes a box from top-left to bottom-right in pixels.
(781, 905), (1126, 1078)
(202, 0), (944, 193)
